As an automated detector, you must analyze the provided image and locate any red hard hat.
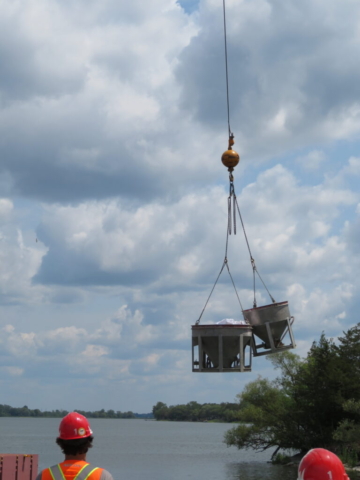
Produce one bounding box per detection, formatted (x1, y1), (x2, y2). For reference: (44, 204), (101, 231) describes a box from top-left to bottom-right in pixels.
(298, 448), (350, 480)
(58, 412), (93, 440)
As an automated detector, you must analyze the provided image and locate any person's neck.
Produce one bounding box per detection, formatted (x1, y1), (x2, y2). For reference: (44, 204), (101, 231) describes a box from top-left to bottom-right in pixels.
(64, 454), (87, 462)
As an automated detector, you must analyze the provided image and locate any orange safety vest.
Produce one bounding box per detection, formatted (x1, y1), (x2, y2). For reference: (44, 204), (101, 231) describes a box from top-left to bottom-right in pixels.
(40, 460), (104, 480)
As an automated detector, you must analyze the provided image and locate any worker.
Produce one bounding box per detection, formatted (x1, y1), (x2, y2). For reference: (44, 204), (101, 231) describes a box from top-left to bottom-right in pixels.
(36, 412), (114, 480)
(298, 448), (350, 480)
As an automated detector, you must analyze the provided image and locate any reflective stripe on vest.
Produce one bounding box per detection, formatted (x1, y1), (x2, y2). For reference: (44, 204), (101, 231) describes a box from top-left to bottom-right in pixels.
(48, 463), (100, 480)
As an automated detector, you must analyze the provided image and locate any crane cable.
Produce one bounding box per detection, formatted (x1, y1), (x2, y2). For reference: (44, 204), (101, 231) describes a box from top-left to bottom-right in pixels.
(196, 0), (275, 325)
(223, 0), (232, 138)
(222, 0), (275, 308)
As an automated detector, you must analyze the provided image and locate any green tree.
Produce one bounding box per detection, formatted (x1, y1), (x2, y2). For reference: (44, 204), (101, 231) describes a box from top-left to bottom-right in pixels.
(333, 399), (360, 454)
(281, 334), (344, 450)
(336, 324), (360, 400)
(225, 327), (360, 456)
(152, 402), (169, 420)
(168, 405), (188, 421)
(331, 324), (360, 458)
(152, 401), (240, 422)
(224, 376), (295, 455)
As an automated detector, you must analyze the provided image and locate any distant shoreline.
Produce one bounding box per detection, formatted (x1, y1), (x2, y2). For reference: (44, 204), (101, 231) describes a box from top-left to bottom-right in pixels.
(0, 404), (153, 419)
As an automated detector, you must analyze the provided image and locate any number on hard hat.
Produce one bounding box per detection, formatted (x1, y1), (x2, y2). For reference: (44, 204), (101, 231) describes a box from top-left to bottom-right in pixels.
(58, 412), (93, 440)
(298, 448), (350, 480)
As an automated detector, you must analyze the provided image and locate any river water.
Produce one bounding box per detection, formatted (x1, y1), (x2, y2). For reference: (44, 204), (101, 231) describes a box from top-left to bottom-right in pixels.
(0, 417), (356, 480)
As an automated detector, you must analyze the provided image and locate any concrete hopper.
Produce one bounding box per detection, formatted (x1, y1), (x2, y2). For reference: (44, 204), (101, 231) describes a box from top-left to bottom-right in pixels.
(192, 324), (253, 372)
(243, 301), (296, 356)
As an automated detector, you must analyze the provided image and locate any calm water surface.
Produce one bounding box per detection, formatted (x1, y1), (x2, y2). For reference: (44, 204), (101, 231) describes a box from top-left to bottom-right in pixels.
(0, 418), (357, 480)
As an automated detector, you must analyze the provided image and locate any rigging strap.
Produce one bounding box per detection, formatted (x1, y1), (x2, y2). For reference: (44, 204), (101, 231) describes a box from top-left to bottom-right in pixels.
(225, 261), (244, 312)
(227, 180), (236, 236)
(231, 182), (276, 307)
(196, 260), (226, 325)
(196, 256), (244, 325)
(196, 179), (244, 325)
(196, 175), (276, 324)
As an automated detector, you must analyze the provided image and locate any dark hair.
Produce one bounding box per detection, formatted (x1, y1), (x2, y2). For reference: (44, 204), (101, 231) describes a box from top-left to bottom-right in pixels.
(56, 436), (94, 456)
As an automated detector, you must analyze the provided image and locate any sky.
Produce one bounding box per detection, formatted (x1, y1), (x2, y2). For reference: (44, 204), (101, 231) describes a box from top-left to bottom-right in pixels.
(0, 0), (360, 414)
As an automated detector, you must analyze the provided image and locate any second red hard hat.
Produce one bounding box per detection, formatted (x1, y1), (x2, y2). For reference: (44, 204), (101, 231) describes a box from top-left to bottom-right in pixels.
(298, 448), (349, 480)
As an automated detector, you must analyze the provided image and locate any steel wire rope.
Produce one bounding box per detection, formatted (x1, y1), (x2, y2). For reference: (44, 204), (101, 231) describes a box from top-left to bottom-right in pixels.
(223, 0), (232, 137)
(233, 189), (276, 306)
(195, 189), (244, 325)
(225, 261), (244, 312)
(195, 261), (227, 325)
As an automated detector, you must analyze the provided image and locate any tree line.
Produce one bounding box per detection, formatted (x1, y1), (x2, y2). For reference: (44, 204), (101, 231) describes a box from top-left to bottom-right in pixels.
(152, 401), (241, 422)
(0, 405), (152, 419)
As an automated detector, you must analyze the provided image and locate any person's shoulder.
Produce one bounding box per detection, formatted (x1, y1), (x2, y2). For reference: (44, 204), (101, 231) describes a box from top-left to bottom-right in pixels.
(100, 469), (114, 480)
(35, 466), (53, 480)
(35, 465), (57, 480)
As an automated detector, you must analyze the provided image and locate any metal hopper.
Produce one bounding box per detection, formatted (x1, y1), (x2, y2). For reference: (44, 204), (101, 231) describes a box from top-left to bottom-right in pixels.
(243, 301), (296, 356)
(192, 324), (253, 372)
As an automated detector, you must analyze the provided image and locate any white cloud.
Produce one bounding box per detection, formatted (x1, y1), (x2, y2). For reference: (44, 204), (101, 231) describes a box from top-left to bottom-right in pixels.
(0, 212), (47, 303)
(81, 344), (109, 357)
(0, 198), (13, 220)
(342, 157), (360, 177)
(0, 366), (24, 376)
(288, 282), (354, 334)
(33, 163), (357, 296)
(296, 150), (326, 171)
(1, 327), (39, 357)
